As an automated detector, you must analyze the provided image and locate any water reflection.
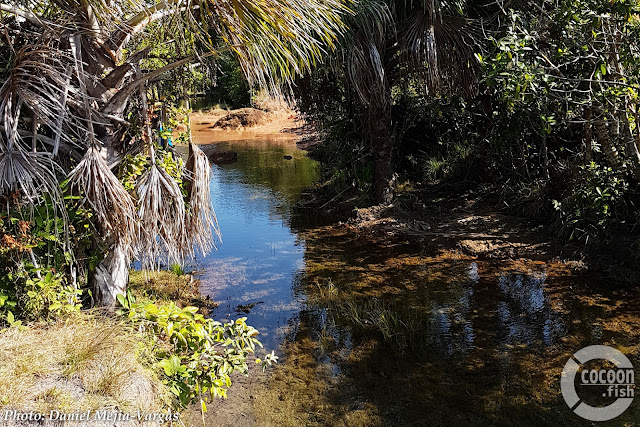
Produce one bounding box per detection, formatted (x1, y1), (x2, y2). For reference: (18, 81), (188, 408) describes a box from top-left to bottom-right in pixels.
(496, 272), (566, 345)
(189, 136), (640, 425)
(196, 138), (319, 349)
(428, 278), (475, 355)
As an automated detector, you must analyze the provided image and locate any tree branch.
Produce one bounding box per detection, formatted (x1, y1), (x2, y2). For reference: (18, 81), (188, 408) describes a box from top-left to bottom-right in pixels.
(104, 52), (215, 115)
(0, 3), (48, 26)
(101, 46), (151, 90)
(107, 0), (185, 57)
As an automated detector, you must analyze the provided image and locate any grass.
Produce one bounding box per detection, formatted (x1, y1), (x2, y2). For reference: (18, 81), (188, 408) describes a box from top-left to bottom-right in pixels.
(0, 269), (215, 418)
(128, 269), (217, 314)
(311, 280), (427, 352)
(0, 314), (170, 414)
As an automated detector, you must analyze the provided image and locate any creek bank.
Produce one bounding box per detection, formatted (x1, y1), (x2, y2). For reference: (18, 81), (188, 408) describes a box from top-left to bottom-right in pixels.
(209, 108), (267, 130)
(188, 107), (301, 144)
(295, 178), (626, 281)
(128, 270), (217, 315)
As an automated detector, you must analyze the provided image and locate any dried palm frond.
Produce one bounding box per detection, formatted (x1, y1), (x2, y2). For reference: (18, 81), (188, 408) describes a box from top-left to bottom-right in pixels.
(136, 147), (187, 270)
(0, 148), (63, 210)
(0, 44), (86, 154)
(66, 146), (139, 251)
(184, 141), (221, 258)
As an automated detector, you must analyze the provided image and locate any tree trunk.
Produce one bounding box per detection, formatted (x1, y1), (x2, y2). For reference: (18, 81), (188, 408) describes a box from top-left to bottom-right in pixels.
(593, 112), (620, 168)
(540, 114), (549, 180)
(619, 108), (640, 178)
(91, 240), (130, 307)
(584, 106), (592, 163)
(370, 107), (395, 204)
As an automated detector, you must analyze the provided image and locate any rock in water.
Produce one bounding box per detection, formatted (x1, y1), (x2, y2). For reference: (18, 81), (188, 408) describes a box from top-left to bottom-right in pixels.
(208, 151), (238, 165)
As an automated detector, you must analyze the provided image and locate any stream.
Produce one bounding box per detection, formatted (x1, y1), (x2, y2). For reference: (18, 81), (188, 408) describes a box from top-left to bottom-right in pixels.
(197, 137), (319, 349)
(190, 136), (640, 426)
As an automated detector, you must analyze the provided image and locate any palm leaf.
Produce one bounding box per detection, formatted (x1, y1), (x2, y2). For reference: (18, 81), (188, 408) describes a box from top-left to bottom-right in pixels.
(184, 141), (221, 258)
(403, 7), (481, 95)
(0, 148), (62, 208)
(66, 145), (139, 252)
(136, 147), (187, 270)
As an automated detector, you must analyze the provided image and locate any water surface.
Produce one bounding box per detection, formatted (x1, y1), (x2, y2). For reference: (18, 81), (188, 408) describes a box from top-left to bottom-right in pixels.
(193, 136), (640, 426)
(197, 138), (318, 348)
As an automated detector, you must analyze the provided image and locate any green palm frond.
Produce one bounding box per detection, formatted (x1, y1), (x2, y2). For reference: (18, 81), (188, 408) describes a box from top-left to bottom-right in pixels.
(404, 9), (480, 95)
(333, 0), (481, 103)
(339, 0), (393, 106)
(191, 0), (351, 91)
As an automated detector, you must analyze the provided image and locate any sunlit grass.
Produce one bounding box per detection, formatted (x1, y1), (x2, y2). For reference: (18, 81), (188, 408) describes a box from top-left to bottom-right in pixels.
(128, 269), (217, 313)
(0, 315), (170, 414)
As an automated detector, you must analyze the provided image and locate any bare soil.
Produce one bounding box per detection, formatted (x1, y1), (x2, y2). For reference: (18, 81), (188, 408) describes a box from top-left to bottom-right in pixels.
(349, 185), (574, 262)
(188, 108), (303, 145)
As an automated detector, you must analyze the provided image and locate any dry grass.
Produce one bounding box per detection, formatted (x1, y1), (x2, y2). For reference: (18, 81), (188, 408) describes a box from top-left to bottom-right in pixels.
(0, 315), (170, 414)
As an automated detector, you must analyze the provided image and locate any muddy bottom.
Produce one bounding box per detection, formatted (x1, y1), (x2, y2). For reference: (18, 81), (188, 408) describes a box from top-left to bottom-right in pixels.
(186, 131), (640, 426)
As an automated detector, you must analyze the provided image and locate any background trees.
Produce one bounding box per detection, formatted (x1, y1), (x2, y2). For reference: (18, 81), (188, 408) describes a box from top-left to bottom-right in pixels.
(298, 0), (640, 258)
(0, 0), (348, 305)
(297, 0), (482, 203)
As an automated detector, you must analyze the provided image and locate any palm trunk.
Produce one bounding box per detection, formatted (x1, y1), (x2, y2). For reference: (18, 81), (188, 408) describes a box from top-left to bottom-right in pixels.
(91, 240), (130, 307)
(370, 107), (395, 204)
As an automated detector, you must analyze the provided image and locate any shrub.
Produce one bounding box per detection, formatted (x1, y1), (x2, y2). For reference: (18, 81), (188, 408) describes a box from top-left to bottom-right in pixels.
(117, 291), (277, 410)
(553, 162), (629, 242)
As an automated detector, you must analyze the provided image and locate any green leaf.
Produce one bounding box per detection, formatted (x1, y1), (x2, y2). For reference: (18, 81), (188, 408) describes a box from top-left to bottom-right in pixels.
(158, 355), (182, 376)
(116, 294), (128, 309)
(182, 306), (199, 314)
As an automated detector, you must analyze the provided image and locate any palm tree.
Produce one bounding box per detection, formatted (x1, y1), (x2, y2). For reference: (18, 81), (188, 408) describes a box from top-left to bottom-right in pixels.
(0, 0), (348, 305)
(322, 0), (481, 203)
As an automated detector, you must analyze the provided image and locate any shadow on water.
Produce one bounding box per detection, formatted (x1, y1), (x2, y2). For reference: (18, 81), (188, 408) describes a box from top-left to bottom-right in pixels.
(256, 228), (640, 426)
(192, 137), (640, 426)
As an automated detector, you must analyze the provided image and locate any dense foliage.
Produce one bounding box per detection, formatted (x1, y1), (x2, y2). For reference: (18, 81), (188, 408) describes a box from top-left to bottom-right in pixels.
(298, 0), (640, 263)
(0, 0), (348, 305)
(0, 0), (342, 410)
